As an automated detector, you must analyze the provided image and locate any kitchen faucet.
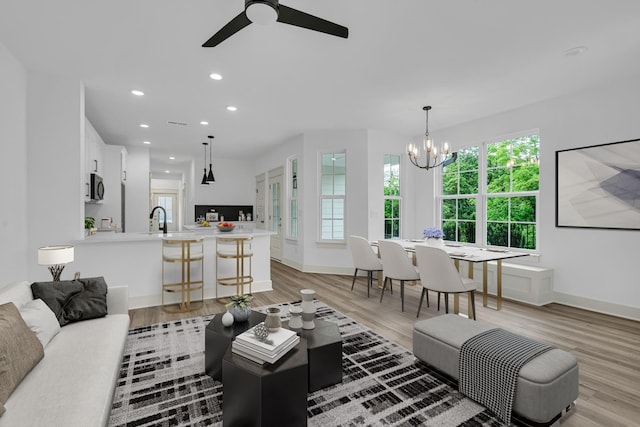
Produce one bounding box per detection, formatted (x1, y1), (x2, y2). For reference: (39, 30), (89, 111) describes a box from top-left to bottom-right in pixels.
(149, 206), (167, 235)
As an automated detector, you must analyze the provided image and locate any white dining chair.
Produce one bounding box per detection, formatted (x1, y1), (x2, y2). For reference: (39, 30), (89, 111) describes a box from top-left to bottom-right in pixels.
(414, 245), (477, 320)
(348, 235), (383, 297)
(378, 240), (420, 312)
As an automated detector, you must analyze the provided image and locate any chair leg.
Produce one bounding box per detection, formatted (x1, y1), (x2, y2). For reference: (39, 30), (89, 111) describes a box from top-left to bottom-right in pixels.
(417, 288), (427, 318)
(351, 268), (358, 291)
(400, 280), (405, 312)
(444, 293), (449, 314)
(366, 271), (371, 298)
(470, 290), (476, 320)
(379, 277), (388, 303)
(437, 292), (441, 311)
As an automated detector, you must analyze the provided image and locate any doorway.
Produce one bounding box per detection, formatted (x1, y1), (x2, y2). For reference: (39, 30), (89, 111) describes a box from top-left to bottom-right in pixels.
(151, 191), (178, 232)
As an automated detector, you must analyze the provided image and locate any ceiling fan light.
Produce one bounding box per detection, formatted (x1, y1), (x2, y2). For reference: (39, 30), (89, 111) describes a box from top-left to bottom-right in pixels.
(246, 1), (278, 25)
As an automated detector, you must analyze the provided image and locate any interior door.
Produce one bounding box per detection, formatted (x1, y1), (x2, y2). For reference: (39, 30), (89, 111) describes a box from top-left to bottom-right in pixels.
(151, 192), (178, 232)
(269, 173), (283, 261)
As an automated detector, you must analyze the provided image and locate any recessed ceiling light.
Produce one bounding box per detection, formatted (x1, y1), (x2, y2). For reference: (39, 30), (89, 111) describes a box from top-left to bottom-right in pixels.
(200, 121), (209, 125)
(140, 124), (149, 128)
(210, 73), (222, 80)
(227, 106), (237, 112)
(165, 170), (171, 174)
(564, 46), (588, 57)
(143, 141), (151, 145)
(131, 89), (144, 96)
(169, 156), (175, 160)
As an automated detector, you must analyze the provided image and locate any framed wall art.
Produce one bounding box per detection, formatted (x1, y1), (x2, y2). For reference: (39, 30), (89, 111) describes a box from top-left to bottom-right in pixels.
(556, 138), (640, 230)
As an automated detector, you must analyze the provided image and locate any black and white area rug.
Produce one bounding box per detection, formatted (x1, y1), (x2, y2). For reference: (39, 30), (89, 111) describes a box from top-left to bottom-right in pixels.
(109, 301), (504, 426)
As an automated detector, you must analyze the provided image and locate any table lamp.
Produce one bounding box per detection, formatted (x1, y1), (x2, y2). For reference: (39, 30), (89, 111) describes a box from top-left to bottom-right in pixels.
(38, 245), (74, 281)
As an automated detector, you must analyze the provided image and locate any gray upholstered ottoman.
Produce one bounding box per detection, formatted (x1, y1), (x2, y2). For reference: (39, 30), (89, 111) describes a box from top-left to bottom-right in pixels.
(413, 314), (578, 425)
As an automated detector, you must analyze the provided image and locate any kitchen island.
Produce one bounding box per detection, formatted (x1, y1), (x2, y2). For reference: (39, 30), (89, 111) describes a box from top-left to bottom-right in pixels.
(72, 227), (274, 309)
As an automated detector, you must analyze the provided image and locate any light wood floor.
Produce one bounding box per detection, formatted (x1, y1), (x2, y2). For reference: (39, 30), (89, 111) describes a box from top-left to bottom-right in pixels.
(129, 260), (640, 427)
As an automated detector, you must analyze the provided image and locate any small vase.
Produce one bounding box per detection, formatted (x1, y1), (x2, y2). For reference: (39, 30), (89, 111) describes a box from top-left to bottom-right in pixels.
(230, 306), (251, 322)
(300, 289), (316, 330)
(264, 307), (281, 332)
(221, 310), (234, 327)
(288, 307), (303, 329)
(425, 237), (444, 248)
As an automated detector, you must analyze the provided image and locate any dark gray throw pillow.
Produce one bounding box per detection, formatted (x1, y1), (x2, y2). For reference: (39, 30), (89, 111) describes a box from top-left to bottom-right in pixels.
(31, 277), (108, 326)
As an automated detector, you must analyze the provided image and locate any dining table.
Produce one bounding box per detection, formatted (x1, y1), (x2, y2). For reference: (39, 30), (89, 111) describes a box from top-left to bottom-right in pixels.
(374, 240), (529, 313)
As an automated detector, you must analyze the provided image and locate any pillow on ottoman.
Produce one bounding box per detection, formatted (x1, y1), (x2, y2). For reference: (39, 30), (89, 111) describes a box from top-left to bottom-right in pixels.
(31, 277), (109, 326)
(0, 302), (45, 414)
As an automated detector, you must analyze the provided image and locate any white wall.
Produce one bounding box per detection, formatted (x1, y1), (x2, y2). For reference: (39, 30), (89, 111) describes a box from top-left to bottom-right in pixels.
(193, 157), (256, 208)
(0, 43), (29, 283)
(26, 70), (85, 282)
(125, 146), (150, 232)
(419, 74), (640, 316)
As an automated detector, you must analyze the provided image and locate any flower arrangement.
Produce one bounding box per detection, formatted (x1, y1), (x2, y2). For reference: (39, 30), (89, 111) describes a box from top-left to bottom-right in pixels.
(423, 227), (444, 239)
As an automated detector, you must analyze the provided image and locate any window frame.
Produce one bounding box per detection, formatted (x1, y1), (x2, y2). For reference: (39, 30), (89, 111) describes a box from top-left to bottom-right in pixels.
(318, 150), (346, 243)
(436, 130), (540, 252)
(383, 154), (402, 239)
(286, 155), (298, 240)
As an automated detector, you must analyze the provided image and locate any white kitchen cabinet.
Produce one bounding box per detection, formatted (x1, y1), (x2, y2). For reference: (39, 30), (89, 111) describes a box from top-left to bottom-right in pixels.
(84, 118), (106, 202)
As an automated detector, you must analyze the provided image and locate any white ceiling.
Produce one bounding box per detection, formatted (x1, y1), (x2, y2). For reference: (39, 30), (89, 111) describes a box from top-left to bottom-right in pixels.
(2, 0), (640, 173)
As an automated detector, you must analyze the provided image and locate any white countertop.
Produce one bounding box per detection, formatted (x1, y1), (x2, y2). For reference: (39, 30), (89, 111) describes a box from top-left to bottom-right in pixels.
(75, 227), (274, 243)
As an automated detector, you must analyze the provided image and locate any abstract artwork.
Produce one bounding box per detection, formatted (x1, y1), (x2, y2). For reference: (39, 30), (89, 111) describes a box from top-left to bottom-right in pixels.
(556, 138), (640, 230)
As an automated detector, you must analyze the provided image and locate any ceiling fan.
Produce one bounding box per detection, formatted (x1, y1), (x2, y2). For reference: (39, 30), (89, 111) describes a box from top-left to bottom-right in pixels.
(202, 0), (349, 48)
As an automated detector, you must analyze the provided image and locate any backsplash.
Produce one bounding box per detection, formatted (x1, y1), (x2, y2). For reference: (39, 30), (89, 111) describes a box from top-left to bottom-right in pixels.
(195, 205), (254, 222)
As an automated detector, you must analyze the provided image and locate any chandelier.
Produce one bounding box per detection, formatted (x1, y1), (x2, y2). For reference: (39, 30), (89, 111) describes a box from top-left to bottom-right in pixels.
(407, 106), (457, 171)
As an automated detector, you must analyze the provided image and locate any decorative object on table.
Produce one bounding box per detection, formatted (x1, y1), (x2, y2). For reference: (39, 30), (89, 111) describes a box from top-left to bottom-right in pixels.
(300, 289), (316, 330)
(264, 307), (281, 332)
(221, 309), (234, 327)
(37, 245), (74, 281)
(407, 105), (457, 172)
(423, 227), (445, 248)
(217, 222), (235, 232)
(232, 322), (299, 364)
(288, 307), (303, 329)
(226, 294), (252, 323)
(252, 323), (270, 341)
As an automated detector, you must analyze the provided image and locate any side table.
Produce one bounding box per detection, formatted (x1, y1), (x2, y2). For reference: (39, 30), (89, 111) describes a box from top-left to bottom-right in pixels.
(205, 310), (266, 380)
(223, 339), (308, 427)
(286, 318), (342, 392)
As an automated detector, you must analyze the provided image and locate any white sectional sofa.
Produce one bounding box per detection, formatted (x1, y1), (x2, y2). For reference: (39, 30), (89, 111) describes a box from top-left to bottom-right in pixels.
(0, 280), (130, 427)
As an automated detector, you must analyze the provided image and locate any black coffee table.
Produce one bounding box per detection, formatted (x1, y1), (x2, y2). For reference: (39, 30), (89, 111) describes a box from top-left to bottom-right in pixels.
(204, 310), (266, 380)
(223, 339), (308, 426)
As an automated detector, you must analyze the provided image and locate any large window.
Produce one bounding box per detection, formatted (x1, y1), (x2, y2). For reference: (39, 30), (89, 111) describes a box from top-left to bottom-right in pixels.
(439, 133), (539, 250)
(441, 147), (479, 243)
(383, 154), (401, 238)
(320, 152), (346, 241)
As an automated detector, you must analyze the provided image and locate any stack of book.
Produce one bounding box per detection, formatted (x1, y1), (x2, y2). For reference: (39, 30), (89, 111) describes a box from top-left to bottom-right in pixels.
(232, 323), (300, 365)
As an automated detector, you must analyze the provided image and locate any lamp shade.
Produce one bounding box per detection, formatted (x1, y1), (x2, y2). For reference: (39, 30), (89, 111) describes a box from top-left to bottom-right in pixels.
(38, 245), (74, 266)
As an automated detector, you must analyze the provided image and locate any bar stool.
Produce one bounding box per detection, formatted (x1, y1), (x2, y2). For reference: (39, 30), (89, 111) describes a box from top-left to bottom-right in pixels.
(216, 236), (253, 301)
(162, 237), (204, 313)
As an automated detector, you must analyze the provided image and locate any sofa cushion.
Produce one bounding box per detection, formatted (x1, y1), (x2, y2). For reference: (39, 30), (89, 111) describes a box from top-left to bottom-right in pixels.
(0, 302), (45, 410)
(0, 281), (32, 308)
(17, 299), (61, 348)
(31, 277), (108, 326)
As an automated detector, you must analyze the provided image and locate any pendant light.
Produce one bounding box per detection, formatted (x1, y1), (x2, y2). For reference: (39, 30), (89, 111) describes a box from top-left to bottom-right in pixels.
(207, 135), (215, 182)
(201, 142), (209, 185)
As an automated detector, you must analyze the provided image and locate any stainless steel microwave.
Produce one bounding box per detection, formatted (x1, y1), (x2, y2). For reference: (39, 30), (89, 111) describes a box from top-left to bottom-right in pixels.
(90, 173), (105, 201)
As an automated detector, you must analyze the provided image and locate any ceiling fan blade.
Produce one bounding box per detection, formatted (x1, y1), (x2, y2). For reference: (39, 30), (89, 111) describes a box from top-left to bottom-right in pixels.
(202, 11), (252, 47)
(277, 5), (348, 39)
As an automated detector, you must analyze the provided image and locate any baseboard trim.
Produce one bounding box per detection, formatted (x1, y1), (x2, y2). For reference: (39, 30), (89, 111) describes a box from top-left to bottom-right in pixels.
(553, 291), (640, 321)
